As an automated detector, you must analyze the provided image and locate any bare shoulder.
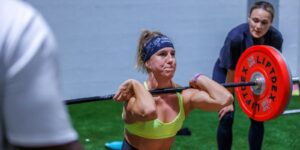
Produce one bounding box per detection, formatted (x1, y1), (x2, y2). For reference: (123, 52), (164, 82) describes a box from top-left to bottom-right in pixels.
(182, 89), (202, 114)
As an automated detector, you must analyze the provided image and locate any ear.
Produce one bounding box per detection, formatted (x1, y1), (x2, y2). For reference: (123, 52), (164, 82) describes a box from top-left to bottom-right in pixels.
(145, 61), (152, 70)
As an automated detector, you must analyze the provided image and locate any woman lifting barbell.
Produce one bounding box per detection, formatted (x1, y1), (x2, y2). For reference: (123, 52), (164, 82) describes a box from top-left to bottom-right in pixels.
(113, 29), (233, 150)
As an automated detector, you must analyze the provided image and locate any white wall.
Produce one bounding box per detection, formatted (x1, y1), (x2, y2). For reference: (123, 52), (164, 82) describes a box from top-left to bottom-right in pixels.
(279, 0), (300, 78)
(25, 0), (298, 100)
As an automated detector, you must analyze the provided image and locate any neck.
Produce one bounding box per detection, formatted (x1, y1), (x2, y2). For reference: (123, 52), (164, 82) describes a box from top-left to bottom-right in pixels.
(147, 73), (174, 89)
(253, 37), (265, 45)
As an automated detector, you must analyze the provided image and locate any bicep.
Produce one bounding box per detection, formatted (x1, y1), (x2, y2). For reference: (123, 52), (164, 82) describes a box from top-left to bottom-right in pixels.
(188, 90), (224, 111)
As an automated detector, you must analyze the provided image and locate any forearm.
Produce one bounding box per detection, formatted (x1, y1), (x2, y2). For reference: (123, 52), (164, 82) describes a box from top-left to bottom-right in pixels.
(132, 80), (156, 113)
(126, 80), (157, 121)
(195, 75), (233, 106)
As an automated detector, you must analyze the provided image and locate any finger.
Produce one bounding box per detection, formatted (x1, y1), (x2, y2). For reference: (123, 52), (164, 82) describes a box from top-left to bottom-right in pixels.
(126, 93), (134, 100)
(117, 93), (126, 101)
(189, 80), (197, 88)
(218, 109), (224, 117)
(219, 111), (225, 120)
(115, 91), (125, 101)
(113, 90), (121, 100)
(218, 108), (226, 118)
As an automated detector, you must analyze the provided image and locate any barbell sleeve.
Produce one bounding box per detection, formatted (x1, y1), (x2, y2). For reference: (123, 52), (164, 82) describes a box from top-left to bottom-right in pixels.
(282, 109), (300, 115)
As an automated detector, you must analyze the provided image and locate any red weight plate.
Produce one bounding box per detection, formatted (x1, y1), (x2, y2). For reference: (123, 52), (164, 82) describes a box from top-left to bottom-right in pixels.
(234, 45), (292, 121)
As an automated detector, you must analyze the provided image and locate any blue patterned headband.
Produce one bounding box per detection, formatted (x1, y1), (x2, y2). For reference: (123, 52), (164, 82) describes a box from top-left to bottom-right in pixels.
(142, 35), (174, 62)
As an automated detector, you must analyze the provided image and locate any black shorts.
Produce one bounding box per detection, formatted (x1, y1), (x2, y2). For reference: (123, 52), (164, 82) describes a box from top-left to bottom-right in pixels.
(122, 139), (138, 150)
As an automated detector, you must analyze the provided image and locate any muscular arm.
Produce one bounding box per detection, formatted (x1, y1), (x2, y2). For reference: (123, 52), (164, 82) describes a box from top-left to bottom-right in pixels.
(114, 80), (157, 123)
(186, 75), (233, 111)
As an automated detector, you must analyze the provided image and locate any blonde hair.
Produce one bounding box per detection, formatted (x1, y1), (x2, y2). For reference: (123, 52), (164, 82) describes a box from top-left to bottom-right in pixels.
(135, 30), (164, 73)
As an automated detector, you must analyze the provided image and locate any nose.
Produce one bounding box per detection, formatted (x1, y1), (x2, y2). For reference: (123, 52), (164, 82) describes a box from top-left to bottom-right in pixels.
(166, 53), (175, 63)
(255, 22), (263, 30)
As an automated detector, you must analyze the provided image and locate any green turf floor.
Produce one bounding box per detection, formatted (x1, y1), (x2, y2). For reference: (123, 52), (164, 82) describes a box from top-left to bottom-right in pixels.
(68, 96), (300, 150)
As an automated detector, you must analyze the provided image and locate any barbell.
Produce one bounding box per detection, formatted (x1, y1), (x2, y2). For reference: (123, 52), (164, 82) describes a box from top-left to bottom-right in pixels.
(65, 45), (299, 122)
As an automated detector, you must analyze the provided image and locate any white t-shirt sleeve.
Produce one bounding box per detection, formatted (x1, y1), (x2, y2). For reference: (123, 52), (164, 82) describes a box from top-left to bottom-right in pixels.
(1, 0), (78, 147)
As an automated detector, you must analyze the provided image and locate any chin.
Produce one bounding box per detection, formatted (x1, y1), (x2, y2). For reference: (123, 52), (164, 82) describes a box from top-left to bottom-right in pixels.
(251, 32), (265, 39)
(164, 73), (174, 79)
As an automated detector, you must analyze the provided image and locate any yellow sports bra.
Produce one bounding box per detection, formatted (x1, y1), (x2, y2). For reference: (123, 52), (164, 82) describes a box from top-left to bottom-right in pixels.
(124, 82), (185, 139)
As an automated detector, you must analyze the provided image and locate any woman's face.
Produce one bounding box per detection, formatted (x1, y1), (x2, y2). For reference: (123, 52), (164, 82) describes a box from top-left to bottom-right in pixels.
(248, 8), (272, 38)
(146, 47), (176, 79)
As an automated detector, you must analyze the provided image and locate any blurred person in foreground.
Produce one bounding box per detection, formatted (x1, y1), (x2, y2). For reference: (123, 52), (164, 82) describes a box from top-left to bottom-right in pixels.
(0, 0), (84, 149)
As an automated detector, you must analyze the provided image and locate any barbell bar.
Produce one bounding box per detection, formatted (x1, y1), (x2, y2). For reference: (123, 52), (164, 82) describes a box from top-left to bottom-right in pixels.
(64, 77), (298, 105)
(64, 45), (300, 122)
